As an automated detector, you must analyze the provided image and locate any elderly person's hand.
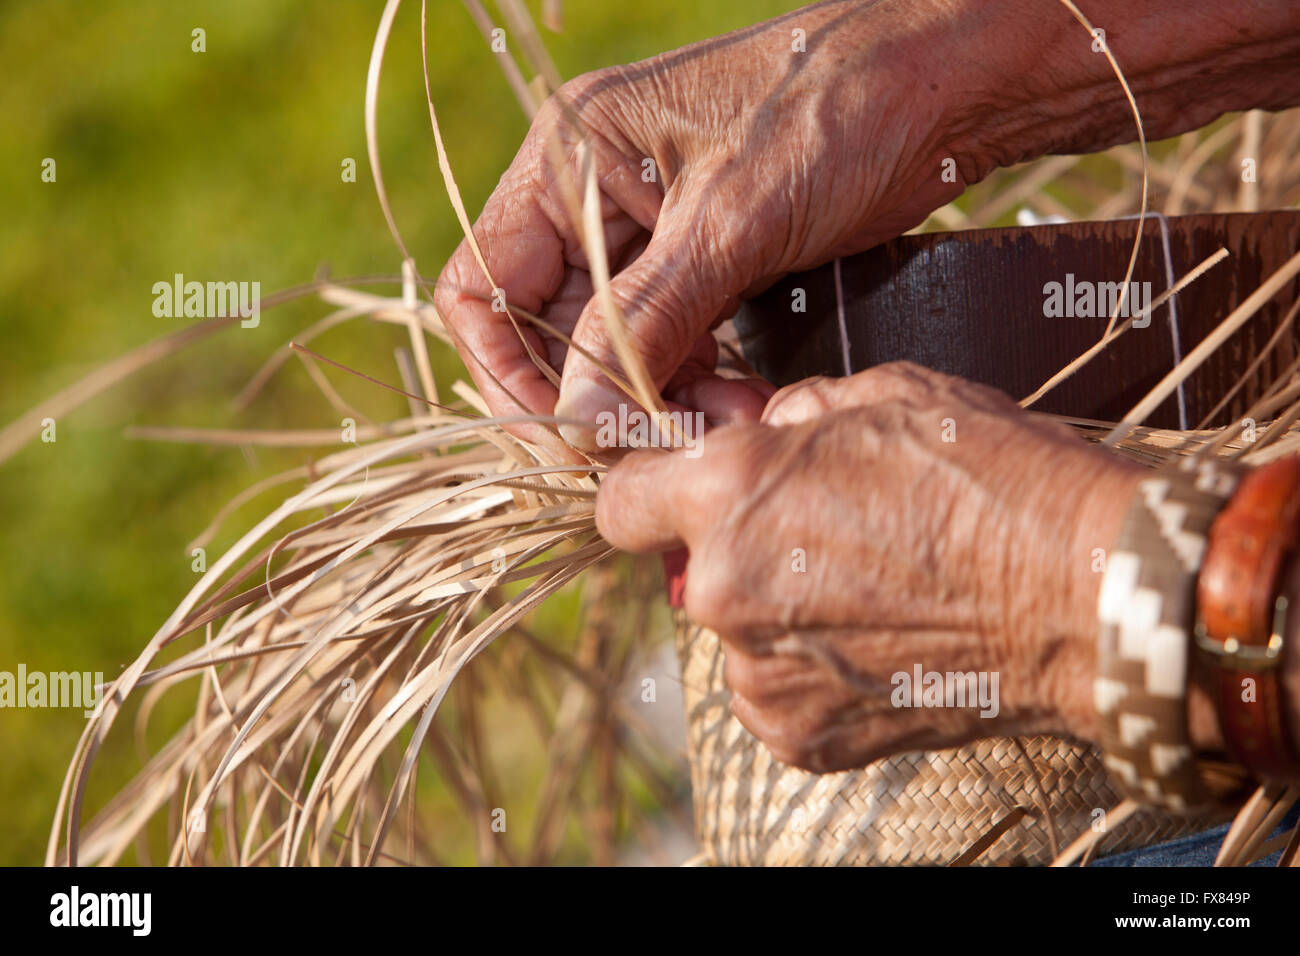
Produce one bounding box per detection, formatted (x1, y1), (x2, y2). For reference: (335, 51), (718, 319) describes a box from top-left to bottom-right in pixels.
(434, 0), (1300, 458)
(598, 362), (1149, 771)
(434, 1), (978, 454)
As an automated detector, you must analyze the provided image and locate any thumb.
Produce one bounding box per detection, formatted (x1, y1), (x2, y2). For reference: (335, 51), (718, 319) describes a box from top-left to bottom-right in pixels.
(761, 363), (948, 426)
(555, 202), (744, 450)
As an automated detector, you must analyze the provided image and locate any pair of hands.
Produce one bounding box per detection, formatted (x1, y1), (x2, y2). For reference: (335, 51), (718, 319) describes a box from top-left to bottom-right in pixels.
(430, 0), (1272, 770)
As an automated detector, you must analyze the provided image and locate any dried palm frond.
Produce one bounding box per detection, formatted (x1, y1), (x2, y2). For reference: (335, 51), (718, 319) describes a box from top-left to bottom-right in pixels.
(42, 0), (678, 868)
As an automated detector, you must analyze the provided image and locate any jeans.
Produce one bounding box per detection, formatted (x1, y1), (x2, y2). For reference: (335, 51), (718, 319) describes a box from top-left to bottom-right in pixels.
(1090, 805), (1300, 866)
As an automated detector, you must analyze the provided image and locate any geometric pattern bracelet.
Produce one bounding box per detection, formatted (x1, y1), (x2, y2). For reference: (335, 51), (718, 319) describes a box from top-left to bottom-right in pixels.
(1095, 458), (1242, 813)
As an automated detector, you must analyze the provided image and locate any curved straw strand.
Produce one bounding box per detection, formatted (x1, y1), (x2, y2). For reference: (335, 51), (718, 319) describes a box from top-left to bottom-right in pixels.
(1055, 0), (1149, 341)
(417, 0), (558, 390)
(1021, 0), (1150, 409)
(1020, 247), (1230, 408)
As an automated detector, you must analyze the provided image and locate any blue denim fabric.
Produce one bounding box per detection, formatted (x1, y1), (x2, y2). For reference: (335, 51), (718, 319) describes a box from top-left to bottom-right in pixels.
(1090, 805), (1300, 866)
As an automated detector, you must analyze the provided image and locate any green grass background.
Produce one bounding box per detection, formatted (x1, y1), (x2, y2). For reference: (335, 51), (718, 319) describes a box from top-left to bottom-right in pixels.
(0, 0), (809, 865)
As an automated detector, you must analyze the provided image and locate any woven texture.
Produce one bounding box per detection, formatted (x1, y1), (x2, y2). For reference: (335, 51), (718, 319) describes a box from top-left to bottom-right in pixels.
(676, 613), (1229, 865)
(1096, 460), (1240, 812)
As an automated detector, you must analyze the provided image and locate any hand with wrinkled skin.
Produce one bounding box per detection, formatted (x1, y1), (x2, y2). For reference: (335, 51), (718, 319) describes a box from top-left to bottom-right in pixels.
(433, 1), (975, 456)
(433, 0), (1300, 458)
(597, 362), (1144, 772)
(433, 0), (1300, 770)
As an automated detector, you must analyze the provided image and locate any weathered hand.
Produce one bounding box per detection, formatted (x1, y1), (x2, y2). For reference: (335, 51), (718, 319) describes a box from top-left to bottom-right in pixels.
(434, 2), (981, 454)
(435, 0), (1300, 463)
(597, 362), (1143, 772)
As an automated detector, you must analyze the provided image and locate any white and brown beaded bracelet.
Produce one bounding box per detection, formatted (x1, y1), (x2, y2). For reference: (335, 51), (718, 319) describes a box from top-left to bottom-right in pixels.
(1094, 458), (1241, 813)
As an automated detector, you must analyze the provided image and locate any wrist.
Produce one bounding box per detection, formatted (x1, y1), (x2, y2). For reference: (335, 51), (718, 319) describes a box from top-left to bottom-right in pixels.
(984, 432), (1142, 744)
(1052, 455), (1228, 752)
(1048, 447), (1143, 744)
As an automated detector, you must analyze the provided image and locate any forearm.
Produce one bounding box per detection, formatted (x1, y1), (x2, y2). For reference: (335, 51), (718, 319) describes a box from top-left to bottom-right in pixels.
(929, 0), (1300, 180)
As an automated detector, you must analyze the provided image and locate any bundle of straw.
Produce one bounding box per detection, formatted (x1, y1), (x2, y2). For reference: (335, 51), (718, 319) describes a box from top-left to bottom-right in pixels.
(31, 0), (689, 867)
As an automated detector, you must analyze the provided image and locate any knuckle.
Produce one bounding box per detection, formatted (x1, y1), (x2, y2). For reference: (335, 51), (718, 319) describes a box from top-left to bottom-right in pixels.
(682, 554), (744, 631)
(730, 698), (803, 764)
(686, 199), (751, 290)
(779, 747), (821, 773)
(765, 742), (802, 768)
(553, 70), (609, 109)
(593, 457), (643, 539)
(547, 69), (633, 144)
(433, 246), (481, 322)
(862, 360), (931, 391)
(874, 359), (926, 376)
(700, 420), (766, 471)
(695, 423), (772, 507)
(764, 732), (817, 771)
(776, 732), (861, 775)
(763, 376), (834, 425)
(535, 72), (601, 133)
(847, 360), (982, 415)
(531, 91), (564, 132)
(955, 376), (1020, 413)
(615, 273), (698, 360)
(721, 650), (760, 700)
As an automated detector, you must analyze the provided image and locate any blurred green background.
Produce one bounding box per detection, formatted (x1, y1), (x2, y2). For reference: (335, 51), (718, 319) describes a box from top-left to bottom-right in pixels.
(0, 0), (810, 865)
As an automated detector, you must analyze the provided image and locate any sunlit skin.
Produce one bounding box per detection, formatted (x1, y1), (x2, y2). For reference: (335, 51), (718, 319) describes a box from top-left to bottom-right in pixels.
(437, 0), (1300, 771)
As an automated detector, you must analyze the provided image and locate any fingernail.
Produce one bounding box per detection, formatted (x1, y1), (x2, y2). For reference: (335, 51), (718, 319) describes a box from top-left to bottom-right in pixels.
(555, 380), (622, 451)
